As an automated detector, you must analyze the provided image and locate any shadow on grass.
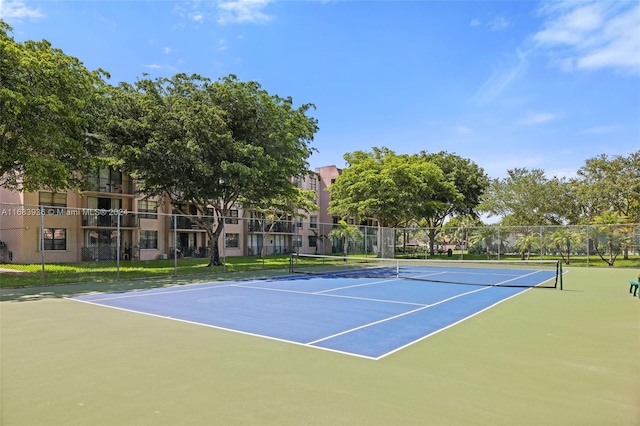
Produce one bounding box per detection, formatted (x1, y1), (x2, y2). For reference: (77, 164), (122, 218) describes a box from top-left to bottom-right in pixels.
(0, 268), (290, 303)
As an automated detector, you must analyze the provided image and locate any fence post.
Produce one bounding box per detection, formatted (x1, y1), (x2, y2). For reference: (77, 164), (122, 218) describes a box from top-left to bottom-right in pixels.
(40, 207), (45, 286)
(540, 225), (543, 261)
(586, 225), (590, 267)
(173, 214), (178, 275)
(116, 211), (121, 281)
(222, 219), (226, 272)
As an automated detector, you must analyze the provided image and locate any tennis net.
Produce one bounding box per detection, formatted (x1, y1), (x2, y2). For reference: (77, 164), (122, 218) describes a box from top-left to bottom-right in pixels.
(290, 254), (561, 288)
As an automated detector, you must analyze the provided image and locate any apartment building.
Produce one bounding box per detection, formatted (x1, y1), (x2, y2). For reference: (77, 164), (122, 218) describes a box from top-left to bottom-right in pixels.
(0, 165), (351, 264)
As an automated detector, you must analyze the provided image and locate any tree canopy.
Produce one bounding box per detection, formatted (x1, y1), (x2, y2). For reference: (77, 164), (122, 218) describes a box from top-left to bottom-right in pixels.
(104, 73), (318, 265)
(327, 147), (450, 228)
(0, 21), (108, 192)
(418, 151), (489, 220)
(479, 168), (574, 226)
(327, 148), (488, 255)
(576, 151), (640, 224)
(479, 151), (639, 227)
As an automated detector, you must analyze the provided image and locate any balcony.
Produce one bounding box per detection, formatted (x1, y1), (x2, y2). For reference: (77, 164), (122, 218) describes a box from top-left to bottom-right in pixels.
(81, 212), (140, 228)
(170, 216), (213, 230)
(248, 220), (294, 233)
(86, 178), (134, 195)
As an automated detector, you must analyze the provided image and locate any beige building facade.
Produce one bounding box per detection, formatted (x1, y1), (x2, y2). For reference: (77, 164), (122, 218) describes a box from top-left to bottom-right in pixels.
(0, 165), (357, 264)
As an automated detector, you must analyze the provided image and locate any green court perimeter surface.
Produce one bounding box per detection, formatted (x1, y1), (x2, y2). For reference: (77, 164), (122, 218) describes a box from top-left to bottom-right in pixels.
(1, 268), (639, 426)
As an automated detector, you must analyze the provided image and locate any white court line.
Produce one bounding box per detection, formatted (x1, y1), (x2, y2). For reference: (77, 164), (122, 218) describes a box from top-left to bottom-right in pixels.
(312, 277), (415, 294)
(306, 285), (491, 345)
(375, 288), (529, 360)
(407, 269), (522, 278)
(67, 298), (379, 360)
(233, 284), (425, 307)
(373, 269), (557, 359)
(66, 268), (560, 361)
(77, 281), (257, 302)
(307, 268), (549, 346)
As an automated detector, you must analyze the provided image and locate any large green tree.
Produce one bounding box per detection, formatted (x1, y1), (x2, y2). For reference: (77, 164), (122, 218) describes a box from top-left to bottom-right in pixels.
(417, 151), (489, 254)
(479, 168), (574, 226)
(327, 147), (450, 228)
(104, 73), (318, 266)
(0, 21), (108, 192)
(575, 151), (640, 223)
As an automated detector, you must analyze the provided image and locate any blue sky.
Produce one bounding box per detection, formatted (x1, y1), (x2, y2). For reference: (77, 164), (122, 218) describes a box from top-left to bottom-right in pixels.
(2, 0), (639, 179)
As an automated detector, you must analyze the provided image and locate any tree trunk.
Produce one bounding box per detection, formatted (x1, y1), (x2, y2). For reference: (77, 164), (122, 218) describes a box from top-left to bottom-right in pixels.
(206, 217), (224, 267)
(557, 244), (568, 265)
(428, 228), (437, 256)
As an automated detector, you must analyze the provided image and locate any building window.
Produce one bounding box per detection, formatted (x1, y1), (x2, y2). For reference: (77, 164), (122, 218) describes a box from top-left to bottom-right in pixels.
(138, 200), (158, 219)
(43, 228), (67, 250)
(295, 216), (303, 228)
(226, 233), (239, 248)
(88, 167), (123, 193)
(308, 235), (317, 247)
(309, 215), (318, 229)
(293, 235), (302, 247)
(139, 231), (158, 249)
(39, 192), (67, 208)
(225, 210), (239, 224)
(309, 177), (317, 191)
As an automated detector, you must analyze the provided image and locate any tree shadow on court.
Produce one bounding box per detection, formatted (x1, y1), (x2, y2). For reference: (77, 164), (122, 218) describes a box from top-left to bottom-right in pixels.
(0, 269), (290, 302)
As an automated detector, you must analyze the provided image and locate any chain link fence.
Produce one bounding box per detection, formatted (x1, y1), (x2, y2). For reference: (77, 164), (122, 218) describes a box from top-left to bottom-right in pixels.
(0, 203), (385, 286)
(1, 202), (638, 287)
(395, 224), (640, 267)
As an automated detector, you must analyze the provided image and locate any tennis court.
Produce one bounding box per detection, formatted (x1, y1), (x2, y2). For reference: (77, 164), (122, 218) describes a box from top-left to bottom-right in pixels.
(2, 266), (639, 426)
(71, 257), (560, 359)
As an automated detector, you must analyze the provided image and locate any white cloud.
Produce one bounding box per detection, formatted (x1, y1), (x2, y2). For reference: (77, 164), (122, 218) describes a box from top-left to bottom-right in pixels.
(217, 0), (274, 25)
(173, 0), (274, 27)
(163, 47), (175, 54)
(472, 49), (528, 104)
(487, 16), (510, 31)
(0, 1), (44, 21)
(532, 1), (640, 75)
(469, 18), (480, 27)
(518, 111), (560, 126)
(143, 64), (163, 70)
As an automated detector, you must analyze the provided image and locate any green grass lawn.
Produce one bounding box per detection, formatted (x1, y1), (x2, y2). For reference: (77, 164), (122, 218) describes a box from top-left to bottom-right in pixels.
(2, 253), (639, 288)
(0, 256), (292, 288)
(1, 267), (638, 425)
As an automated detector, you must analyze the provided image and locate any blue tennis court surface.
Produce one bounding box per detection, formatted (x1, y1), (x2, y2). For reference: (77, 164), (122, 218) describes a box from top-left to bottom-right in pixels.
(70, 267), (557, 359)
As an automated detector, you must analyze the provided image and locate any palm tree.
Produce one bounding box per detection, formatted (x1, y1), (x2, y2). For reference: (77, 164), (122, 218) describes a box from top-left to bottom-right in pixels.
(550, 227), (584, 265)
(468, 226), (495, 259)
(328, 220), (363, 256)
(310, 229), (327, 255)
(514, 228), (539, 260)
